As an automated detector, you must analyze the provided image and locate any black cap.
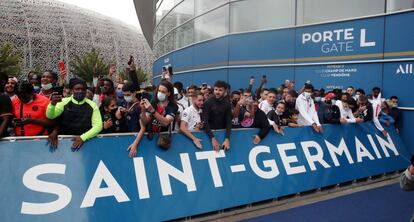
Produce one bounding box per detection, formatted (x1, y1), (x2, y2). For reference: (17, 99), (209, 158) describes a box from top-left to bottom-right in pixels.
(69, 78), (87, 89)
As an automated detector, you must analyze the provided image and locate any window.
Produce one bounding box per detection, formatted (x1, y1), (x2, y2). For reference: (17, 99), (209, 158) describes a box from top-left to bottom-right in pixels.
(195, 0), (228, 15)
(230, 0), (295, 33)
(297, 0), (385, 25)
(195, 5), (229, 42)
(165, 0), (194, 28)
(387, 0), (414, 12)
(174, 21), (194, 49)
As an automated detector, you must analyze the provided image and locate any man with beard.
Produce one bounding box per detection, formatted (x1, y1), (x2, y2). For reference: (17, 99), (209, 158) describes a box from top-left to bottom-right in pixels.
(203, 80), (232, 151)
(180, 91), (205, 149)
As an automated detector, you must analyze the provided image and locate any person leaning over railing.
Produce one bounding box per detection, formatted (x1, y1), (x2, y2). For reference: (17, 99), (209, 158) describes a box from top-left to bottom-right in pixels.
(140, 80), (178, 144)
(180, 91), (204, 149)
(295, 83), (323, 133)
(46, 78), (102, 150)
(202, 80), (232, 151)
(11, 81), (55, 136)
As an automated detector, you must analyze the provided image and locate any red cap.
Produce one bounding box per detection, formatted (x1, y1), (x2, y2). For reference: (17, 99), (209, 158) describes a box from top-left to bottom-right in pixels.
(324, 92), (336, 100)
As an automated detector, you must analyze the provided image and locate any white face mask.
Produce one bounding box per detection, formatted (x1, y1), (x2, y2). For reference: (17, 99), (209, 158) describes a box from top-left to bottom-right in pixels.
(157, 92), (167, 102)
(314, 97), (321, 102)
(41, 83), (53, 90)
(303, 92), (311, 99)
(124, 95), (133, 103)
(355, 94), (360, 100)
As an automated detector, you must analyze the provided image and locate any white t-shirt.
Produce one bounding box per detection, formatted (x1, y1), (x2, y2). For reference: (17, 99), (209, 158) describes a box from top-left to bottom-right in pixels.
(340, 107), (356, 123)
(181, 105), (202, 131)
(258, 100), (274, 115)
(177, 95), (190, 110)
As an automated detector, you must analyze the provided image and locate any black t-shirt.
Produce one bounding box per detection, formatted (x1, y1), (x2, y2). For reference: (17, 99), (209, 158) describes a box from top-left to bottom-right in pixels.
(0, 94), (13, 137)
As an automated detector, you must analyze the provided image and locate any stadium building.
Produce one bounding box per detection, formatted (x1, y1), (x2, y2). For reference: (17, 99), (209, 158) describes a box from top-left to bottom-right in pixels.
(0, 0), (153, 76)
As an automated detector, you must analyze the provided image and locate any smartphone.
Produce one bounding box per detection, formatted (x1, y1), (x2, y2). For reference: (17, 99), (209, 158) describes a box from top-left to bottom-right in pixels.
(58, 60), (65, 73)
(127, 56), (134, 65)
(103, 113), (112, 121)
(250, 76), (255, 79)
(262, 75), (267, 79)
(141, 92), (152, 101)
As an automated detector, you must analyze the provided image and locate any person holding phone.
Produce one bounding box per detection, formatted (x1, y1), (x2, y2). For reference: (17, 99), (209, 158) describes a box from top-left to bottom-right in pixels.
(46, 78), (102, 149)
(140, 80), (178, 134)
(119, 82), (143, 133)
(11, 81), (53, 136)
(39, 70), (63, 99)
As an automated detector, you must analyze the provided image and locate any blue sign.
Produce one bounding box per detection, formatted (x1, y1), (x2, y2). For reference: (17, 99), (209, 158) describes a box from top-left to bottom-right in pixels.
(295, 63), (382, 92)
(0, 123), (410, 222)
(295, 17), (384, 62)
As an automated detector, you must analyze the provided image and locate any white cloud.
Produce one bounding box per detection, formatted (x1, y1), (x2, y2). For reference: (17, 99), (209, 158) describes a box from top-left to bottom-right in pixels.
(57, 0), (141, 31)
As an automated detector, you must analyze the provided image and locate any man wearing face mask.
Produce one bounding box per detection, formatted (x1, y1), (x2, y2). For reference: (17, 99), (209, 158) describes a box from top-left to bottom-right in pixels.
(296, 83), (323, 133)
(39, 70), (63, 99)
(11, 81), (53, 136)
(203, 80), (232, 151)
(46, 78), (102, 149)
(118, 82), (142, 133)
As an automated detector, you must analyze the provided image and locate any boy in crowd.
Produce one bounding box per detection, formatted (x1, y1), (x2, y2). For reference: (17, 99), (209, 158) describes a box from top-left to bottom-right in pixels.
(259, 89), (277, 115)
(286, 109), (303, 127)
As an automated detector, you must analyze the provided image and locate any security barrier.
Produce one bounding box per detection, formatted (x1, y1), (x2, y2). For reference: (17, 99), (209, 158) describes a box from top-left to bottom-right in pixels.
(0, 123), (410, 221)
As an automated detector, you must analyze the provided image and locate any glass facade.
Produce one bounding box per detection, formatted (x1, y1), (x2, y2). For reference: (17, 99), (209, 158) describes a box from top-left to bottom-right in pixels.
(154, 0), (414, 58)
(230, 0), (295, 33)
(296, 0), (385, 25)
(195, 5), (229, 42)
(387, 0), (414, 12)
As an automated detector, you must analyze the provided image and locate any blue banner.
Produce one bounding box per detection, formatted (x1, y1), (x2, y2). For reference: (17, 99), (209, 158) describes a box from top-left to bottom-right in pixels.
(0, 123), (409, 222)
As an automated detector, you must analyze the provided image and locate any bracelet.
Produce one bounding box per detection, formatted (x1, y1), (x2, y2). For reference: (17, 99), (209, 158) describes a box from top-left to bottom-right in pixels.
(150, 109), (156, 115)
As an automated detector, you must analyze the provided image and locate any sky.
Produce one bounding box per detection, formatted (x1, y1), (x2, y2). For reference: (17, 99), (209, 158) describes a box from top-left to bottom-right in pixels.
(57, 0), (142, 32)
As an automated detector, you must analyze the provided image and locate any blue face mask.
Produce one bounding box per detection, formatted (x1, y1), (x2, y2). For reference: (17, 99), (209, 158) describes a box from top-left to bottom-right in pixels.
(124, 95), (133, 103)
(116, 90), (123, 98)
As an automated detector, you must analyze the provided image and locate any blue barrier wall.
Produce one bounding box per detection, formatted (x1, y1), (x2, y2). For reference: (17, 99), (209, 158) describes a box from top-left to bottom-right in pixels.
(0, 123), (410, 221)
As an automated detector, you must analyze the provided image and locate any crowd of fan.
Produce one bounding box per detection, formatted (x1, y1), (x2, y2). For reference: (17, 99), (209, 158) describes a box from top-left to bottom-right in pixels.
(0, 61), (402, 157)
